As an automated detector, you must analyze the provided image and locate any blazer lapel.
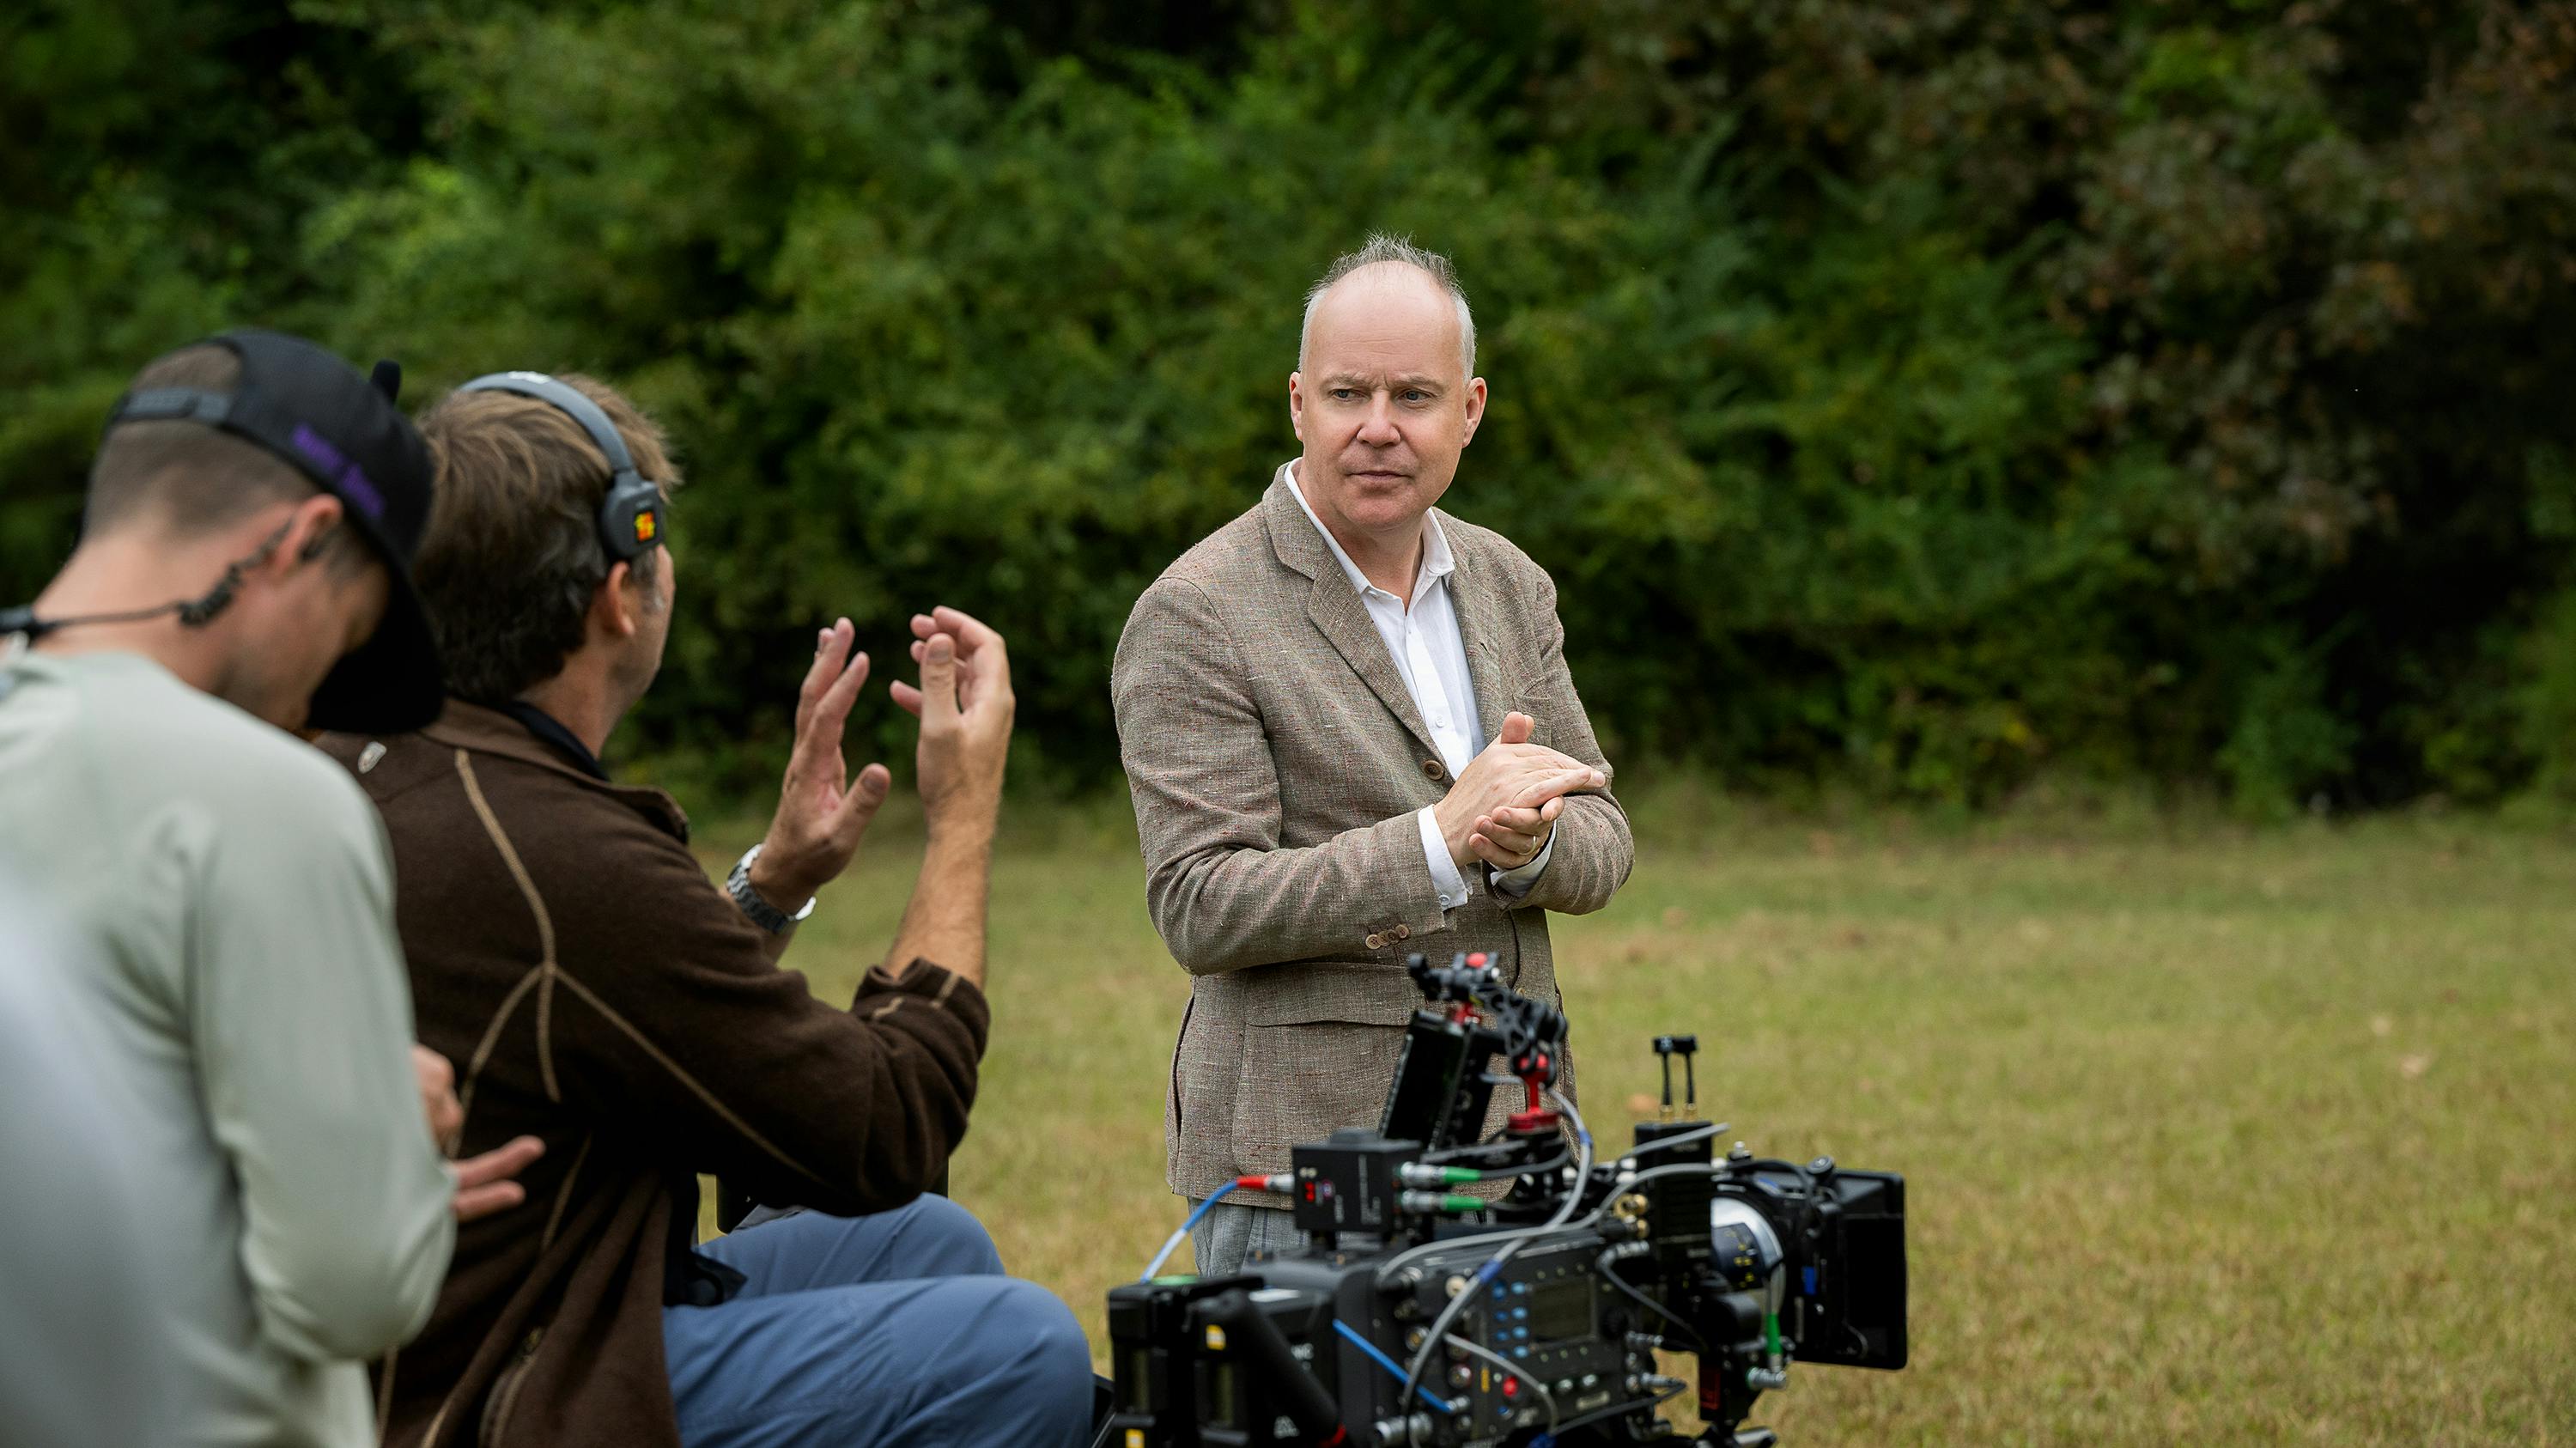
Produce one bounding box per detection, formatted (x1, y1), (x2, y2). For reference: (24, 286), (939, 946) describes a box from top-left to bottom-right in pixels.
(1264, 471), (1443, 761)
(1442, 515), (1516, 744)
(1305, 575), (1441, 757)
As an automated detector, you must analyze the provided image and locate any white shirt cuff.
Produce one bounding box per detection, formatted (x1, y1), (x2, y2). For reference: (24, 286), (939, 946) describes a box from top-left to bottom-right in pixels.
(1417, 806), (1470, 910)
(1489, 824), (1557, 899)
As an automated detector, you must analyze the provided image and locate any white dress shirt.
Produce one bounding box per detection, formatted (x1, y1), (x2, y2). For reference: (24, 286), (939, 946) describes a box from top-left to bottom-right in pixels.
(1287, 465), (1553, 909)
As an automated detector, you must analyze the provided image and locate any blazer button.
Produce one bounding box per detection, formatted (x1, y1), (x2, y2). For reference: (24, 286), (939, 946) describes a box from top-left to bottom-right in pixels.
(1394, 924), (1411, 940)
(1365, 933), (1386, 951)
(1422, 758), (1445, 780)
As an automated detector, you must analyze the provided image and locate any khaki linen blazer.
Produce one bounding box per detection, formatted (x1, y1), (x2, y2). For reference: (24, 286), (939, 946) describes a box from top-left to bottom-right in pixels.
(1113, 465), (1634, 1205)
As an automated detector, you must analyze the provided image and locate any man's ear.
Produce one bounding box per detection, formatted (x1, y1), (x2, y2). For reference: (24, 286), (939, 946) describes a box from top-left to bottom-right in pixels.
(1461, 377), (1488, 448)
(590, 560), (641, 641)
(276, 493), (349, 571)
(1287, 370), (1306, 443)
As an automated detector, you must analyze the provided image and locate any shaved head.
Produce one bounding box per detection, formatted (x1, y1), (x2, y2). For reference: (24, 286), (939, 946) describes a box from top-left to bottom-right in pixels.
(1298, 234), (1476, 379)
(1303, 265), (1473, 392)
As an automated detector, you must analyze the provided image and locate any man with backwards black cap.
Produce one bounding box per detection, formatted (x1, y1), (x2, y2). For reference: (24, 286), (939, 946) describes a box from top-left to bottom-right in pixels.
(0, 331), (542, 1448)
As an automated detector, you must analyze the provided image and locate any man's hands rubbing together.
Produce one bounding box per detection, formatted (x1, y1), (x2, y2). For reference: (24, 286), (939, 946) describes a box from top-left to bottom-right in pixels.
(1431, 710), (1604, 873)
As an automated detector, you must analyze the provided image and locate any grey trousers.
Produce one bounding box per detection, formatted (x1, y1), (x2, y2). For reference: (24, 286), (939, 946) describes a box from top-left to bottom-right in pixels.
(1188, 1200), (1303, 1277)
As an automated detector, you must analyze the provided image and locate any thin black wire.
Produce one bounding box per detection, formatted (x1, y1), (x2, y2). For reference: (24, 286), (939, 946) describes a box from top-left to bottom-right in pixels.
(1542, 1376), (1690, 1439)
(1460, 1149), (1567, 1183)
(3, 520), (293, 639)
(1596, 1252), (1704, 1349)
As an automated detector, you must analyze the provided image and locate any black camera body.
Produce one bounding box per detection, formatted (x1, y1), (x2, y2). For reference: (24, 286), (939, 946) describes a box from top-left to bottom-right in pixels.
(1103, 954), (1907, 1448)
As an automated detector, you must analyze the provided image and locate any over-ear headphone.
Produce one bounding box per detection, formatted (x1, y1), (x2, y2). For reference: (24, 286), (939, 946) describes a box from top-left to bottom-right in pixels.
(456, 371), (665, 562)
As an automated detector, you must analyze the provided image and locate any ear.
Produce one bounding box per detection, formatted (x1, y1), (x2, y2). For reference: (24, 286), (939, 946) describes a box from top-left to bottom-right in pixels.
(1287, 370), (1307, 443)
(275, 493), (349, 572)
(1461, 376), (1487, 448)
(590, 559), (643, 642)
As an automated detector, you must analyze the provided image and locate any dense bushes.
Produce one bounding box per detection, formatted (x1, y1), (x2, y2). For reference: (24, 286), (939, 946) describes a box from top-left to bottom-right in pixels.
(6, 0), (2573, 810)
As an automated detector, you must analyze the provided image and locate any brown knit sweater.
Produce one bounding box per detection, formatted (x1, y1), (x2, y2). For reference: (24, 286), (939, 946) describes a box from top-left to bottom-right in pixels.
(319, 702), (988, 1448)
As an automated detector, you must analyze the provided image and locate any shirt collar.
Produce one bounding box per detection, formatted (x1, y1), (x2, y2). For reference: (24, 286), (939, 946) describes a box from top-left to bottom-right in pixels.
(1285, 461), (1455, 604)
(477, 697), (611, 781)
(415, 699), (692, 842)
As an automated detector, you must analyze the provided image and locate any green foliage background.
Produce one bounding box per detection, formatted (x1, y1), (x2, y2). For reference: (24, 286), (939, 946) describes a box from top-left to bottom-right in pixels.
(6, 0), (2573, 812)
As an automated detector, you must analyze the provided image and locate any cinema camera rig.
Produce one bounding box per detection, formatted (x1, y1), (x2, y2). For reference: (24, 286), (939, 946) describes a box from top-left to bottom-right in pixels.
(1103, 953), (1907, 1448)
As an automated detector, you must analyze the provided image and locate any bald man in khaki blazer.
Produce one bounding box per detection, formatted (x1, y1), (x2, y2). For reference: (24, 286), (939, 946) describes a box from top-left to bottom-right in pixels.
(1112, 237), (1634, 1274)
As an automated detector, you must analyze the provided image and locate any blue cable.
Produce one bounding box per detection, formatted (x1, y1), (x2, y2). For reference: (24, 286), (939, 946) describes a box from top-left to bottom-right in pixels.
(1145, 1191), (1462, 1418)
(1139, 1182), (1239, 1280)
(1333, 1319), (1457, 1415)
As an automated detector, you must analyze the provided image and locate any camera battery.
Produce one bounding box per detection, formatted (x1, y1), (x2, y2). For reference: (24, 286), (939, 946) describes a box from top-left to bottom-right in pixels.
(1106, 1273), (1260, 1443)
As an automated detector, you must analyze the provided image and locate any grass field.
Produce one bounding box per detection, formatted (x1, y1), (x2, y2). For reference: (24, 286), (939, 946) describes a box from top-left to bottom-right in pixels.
(694, 791), (2576, 1445)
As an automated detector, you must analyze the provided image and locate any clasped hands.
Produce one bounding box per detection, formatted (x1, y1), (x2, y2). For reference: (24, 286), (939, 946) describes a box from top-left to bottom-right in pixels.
(1432, 711), (1606, 873)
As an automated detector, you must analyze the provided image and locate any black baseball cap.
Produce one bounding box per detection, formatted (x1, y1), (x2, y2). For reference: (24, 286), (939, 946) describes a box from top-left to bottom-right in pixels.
(103, 329), (445, 731)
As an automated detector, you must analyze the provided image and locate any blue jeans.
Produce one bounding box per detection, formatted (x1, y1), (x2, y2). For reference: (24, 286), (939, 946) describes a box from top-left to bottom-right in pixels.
(663, 1198), (1093, 1448)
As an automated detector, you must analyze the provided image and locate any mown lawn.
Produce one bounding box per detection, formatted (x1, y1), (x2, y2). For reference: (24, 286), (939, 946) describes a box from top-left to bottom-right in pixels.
(696, 793), (2576, 1445)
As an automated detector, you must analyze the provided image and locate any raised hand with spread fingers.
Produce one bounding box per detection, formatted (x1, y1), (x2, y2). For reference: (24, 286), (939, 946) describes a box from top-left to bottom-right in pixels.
(746, 617), (894, 927)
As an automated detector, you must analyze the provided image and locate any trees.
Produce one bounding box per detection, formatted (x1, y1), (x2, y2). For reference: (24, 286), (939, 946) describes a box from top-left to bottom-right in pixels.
(4, 0), (2569, 808)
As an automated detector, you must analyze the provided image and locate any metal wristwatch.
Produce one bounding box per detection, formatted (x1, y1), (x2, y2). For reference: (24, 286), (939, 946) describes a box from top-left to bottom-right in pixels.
(726, 843), (817, 934)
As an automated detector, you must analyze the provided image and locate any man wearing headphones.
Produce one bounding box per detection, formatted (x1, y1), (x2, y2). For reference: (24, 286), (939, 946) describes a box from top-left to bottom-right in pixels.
(318, 371), (1091, 1448)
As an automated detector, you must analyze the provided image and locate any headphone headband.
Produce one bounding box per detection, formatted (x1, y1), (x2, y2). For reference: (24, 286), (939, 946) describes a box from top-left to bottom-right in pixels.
(456, 371), (665, 561)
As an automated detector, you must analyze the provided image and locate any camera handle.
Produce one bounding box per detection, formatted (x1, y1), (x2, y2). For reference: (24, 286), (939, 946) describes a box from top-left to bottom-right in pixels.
(1190, 1289), (1349, 1445)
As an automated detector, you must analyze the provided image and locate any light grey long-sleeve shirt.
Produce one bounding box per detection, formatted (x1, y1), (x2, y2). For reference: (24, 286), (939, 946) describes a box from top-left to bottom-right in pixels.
(0, 873), (182, 1448)
(0, 645), (453, 1448)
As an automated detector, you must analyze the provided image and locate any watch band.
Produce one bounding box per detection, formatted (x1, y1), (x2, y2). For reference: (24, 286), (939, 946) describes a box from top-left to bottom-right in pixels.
(727, 843), (817, 934)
